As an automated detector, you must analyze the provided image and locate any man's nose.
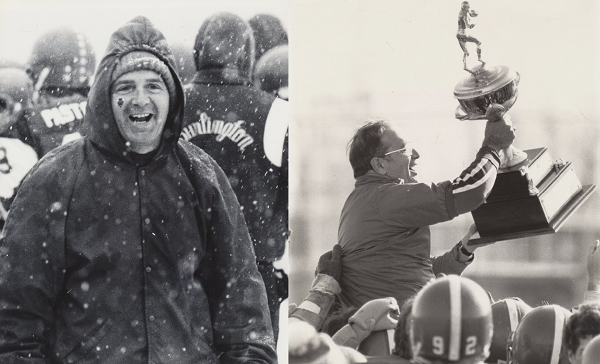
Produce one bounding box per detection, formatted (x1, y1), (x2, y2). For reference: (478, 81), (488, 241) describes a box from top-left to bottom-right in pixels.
(132, 88), (150, 105)
(412, 148), (420, 159)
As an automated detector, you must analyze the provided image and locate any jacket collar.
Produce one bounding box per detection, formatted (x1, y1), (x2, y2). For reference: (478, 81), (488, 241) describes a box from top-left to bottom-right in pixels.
(193, 67), (251, 86)
(355, 170), (402, 187)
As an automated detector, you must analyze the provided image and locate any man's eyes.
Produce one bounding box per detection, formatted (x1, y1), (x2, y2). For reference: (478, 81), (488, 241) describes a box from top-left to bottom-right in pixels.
(114, 85), (134, 93)
(147, 83), (164, 91)
(113, 83), (164, 93)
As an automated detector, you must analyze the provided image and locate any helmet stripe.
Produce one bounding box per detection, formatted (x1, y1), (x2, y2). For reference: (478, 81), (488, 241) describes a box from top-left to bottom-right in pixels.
(506, 299), (519, 332)
(34, 67), (51, 92)
(550, 306), (564, 364)
(448, 276), (462, 361)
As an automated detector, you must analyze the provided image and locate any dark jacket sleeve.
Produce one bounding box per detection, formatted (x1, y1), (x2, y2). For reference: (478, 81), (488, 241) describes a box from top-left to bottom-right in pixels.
(197, 157), (277, 364)
(0, 148), (79, 362)
(450, 146), (500, 215)
(431, 242), (473, 277)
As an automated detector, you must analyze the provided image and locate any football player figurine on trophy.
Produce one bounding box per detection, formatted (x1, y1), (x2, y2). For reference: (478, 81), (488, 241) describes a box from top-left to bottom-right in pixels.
(456, 1), (484, 75)
(452, 4), (596, 244)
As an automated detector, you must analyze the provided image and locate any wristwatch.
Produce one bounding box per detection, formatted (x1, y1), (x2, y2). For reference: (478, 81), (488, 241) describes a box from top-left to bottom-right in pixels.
(459, 242), (473, 257)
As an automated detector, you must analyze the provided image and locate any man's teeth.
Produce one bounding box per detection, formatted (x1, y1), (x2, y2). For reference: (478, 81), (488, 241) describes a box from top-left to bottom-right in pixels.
(129, 113), (152, 122)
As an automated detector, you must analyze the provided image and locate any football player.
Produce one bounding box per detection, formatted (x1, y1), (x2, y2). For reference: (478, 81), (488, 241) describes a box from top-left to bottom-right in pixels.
(507, 305), (572, 364)
(0, 64), (38, 226)
(410, 275), (493, 364)
(26, 26), (96, 156)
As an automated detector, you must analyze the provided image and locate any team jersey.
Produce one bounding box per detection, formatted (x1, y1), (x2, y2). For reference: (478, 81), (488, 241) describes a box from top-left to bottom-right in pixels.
(27, 93), (87, 156)
(0, 137), (38, 220)
(181, 73), (288, 262)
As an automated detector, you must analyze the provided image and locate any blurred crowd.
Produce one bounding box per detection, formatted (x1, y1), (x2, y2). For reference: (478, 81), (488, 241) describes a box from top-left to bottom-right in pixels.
(288, 239), (600, 364)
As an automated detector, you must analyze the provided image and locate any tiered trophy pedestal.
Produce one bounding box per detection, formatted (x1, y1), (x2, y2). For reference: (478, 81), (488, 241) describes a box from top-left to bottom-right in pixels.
(468, 148), (596, 246)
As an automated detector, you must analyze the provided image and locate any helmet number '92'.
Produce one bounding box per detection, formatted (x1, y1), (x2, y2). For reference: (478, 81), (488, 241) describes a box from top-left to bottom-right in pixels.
(432, 335), (477, 355)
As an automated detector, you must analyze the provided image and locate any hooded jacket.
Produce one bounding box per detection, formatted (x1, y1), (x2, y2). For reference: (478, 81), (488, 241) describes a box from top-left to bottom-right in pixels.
(0, 16), (276, 364)
(181, 12), (289, 263)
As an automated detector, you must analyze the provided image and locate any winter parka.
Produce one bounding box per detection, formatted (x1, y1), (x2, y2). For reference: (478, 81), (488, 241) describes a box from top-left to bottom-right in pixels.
(0, 16), (276, 364)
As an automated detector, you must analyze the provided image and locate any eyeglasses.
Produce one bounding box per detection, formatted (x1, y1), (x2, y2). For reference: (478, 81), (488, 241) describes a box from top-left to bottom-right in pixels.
(381, 143), (413, 157)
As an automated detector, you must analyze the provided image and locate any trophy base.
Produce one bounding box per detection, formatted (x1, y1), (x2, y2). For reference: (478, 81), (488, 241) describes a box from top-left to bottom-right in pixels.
(468, 184), (596, 246)
(468, 147), (597, 246)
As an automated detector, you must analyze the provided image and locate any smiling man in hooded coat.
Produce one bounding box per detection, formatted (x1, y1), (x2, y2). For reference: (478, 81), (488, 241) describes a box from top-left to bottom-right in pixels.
(0, 16), (276, 364)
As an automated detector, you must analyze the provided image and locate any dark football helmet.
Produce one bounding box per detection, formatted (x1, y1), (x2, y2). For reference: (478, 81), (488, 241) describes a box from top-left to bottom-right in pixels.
(507, 304), (571, 364)
(410, 275), (493, 364)
(27, 27), (96, 96)
(485, 298), (532, 363)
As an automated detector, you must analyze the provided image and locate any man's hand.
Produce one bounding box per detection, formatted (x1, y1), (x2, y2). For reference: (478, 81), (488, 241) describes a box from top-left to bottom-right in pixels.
(315, 244), (342, 283)
(348, 297), (400, 332)
(483, 105), (516, 151)
(587, 240), (600, 292)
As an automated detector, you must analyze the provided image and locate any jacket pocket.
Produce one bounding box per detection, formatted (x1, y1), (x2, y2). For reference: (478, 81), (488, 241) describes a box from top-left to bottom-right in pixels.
(61, 318), (113, 363)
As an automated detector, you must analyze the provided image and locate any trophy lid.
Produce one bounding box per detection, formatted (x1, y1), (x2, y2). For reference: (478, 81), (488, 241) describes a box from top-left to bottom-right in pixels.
(453, 64), (519, 100)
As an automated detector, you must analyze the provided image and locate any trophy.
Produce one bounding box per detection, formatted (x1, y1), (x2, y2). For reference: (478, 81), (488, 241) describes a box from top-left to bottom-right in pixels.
(452, 2), (596, 245)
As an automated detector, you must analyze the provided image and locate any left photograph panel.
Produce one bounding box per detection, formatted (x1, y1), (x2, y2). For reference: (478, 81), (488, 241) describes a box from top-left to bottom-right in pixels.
(0, 0), (289, 363)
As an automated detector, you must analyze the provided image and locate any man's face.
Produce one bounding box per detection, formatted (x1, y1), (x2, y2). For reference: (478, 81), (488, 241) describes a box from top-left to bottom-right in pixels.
(0, 97), (19, 135)
(380, 129), (419, 183)
(111, 70), (169, 154)
(569, 335), (595, 364)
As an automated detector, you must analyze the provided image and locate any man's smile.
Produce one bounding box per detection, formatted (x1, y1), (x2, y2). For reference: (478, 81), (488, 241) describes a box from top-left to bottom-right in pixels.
(129, 113), (153, 123)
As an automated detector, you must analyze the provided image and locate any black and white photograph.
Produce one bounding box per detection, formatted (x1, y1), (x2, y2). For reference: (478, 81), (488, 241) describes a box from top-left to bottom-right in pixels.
(288, 1), (599, 363)
(0, 0), (288, 362)
(1, 0), (600, 363)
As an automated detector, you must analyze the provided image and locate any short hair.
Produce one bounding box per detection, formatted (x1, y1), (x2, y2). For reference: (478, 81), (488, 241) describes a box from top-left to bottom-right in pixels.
(564, 303), (600, 355)
(347, 119), (391, 178)
(392, 296), (416, 360)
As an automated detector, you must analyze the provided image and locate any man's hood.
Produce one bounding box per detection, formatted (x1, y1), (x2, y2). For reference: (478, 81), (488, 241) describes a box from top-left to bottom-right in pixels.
(193, 12), (255, 83)
(82, 16), (184, 164)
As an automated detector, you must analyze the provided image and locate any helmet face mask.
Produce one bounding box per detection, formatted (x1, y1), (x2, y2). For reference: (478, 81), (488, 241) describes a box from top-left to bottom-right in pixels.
(487, 298), (532, 363)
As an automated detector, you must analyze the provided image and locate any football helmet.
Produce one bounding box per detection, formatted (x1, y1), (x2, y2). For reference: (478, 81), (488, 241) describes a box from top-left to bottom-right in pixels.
(0, 67), (34, 112)
(27, 27), (96, 94)
(485, 298), (532, 363)
(410, 275), (493, 364)
(248, 14), (288, 61)
(507, 304), (571, 364)
(253, 45), (288, 99)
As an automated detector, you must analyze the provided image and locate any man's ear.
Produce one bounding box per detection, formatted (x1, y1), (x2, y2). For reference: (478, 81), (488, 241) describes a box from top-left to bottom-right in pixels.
(370, 157), (386, 175)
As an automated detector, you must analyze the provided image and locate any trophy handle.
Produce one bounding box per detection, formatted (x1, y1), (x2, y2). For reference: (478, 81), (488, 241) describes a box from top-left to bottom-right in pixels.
(455, 105), (469, 120)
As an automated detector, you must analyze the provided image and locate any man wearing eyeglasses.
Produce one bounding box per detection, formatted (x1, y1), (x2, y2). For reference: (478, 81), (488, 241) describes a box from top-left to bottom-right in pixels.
(337, 118), (515, 310)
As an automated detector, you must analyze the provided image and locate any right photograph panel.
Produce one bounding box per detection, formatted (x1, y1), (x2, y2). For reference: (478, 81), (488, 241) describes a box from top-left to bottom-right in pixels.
(288, 0), (599, 362)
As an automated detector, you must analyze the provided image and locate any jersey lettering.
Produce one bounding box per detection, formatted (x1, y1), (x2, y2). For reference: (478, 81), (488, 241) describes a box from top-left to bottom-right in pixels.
(0, 147), (10, 174)
(180, 112), (254, 151)
(40, 101), (87, 128)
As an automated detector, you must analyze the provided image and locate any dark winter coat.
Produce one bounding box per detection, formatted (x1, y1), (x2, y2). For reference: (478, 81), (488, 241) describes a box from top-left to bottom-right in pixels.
(183, 12), (288, 263)
(0, 16), (276, 364)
